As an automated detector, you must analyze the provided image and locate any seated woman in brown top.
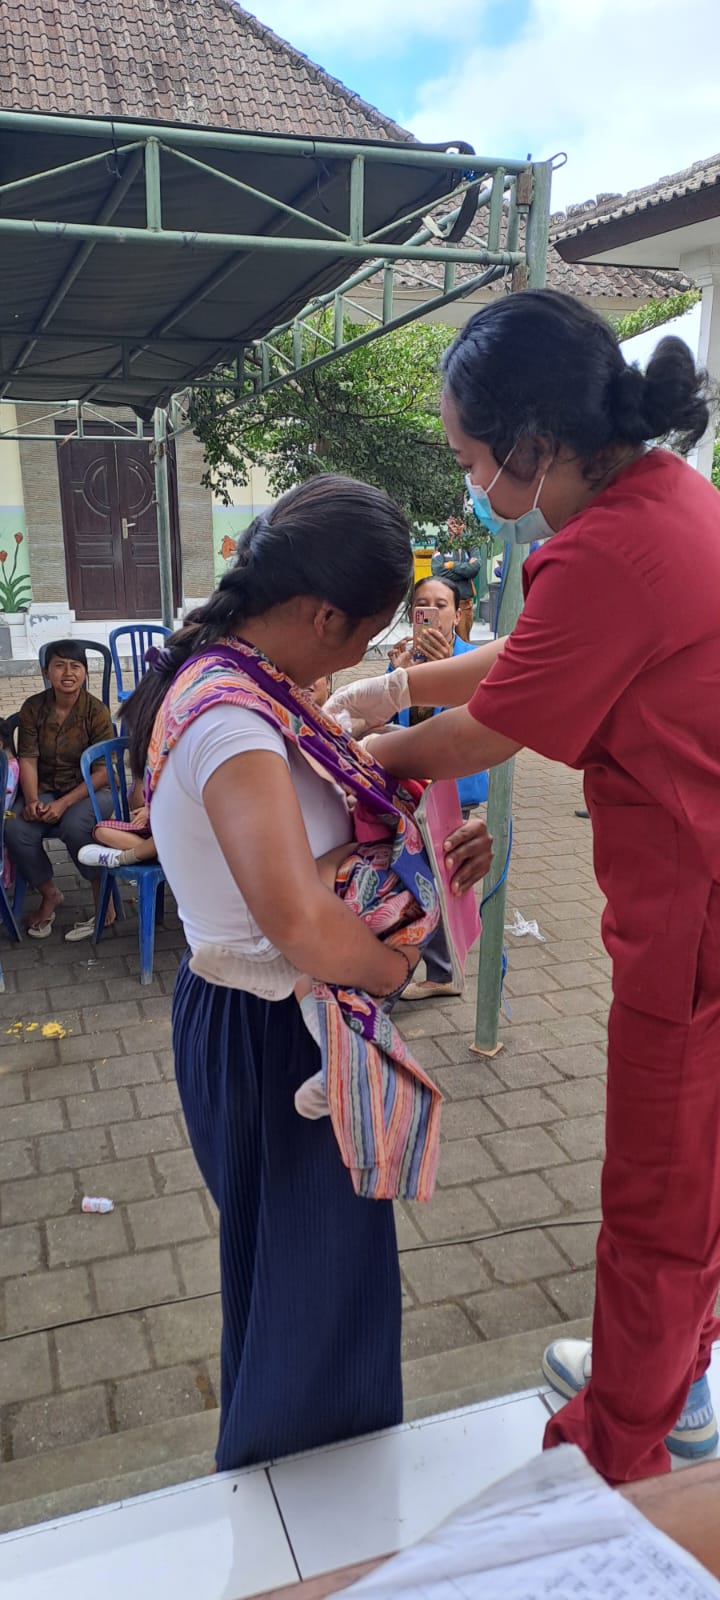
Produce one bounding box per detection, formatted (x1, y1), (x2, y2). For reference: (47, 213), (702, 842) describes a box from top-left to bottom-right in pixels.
(6, 640), (115, 940)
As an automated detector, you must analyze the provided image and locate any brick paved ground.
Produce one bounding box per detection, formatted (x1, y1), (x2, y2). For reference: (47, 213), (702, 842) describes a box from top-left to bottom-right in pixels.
(0, 721), (607, 1468)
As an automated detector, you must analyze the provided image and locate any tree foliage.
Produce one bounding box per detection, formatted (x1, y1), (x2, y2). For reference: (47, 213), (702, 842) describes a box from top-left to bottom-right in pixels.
(190, 319), (463, 535)
(190, 292), (712, 534)
(612, 289), (700, 344)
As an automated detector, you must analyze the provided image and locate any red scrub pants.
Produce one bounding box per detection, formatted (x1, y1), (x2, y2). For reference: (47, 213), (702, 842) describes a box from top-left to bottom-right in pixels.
(544, 883), (720, 1483)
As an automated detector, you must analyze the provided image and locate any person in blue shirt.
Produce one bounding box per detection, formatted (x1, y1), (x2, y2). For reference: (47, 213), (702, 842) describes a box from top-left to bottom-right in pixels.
(387, 574), (488, 999)
(388, 574), (488, 810)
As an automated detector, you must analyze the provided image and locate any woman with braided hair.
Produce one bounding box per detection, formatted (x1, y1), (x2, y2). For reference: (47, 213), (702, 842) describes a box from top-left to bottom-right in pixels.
(327, 290), (720, 1485)
(121, 475), (494, 1471)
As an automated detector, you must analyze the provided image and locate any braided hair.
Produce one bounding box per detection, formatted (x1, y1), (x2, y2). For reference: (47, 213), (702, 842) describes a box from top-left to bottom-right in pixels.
(122, 473), (413, 773)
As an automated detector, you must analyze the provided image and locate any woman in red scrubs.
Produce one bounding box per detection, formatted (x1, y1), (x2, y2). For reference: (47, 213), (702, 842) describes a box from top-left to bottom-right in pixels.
(327, 289), (720, 1485)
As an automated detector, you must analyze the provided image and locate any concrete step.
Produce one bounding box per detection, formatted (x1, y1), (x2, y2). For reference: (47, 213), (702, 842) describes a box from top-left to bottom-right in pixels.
(0, 1411), (218, 1534)
(0, 1316), (591, 1535)
(404, 1315), (591, 1421)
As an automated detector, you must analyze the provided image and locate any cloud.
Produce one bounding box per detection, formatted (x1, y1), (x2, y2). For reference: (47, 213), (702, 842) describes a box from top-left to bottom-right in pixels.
(245, 0), (482, 57)
(403, 0), (720, 208)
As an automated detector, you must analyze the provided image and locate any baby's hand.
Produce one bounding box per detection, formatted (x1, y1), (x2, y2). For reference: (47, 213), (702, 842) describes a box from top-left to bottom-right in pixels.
(294, 974), (313, 1003)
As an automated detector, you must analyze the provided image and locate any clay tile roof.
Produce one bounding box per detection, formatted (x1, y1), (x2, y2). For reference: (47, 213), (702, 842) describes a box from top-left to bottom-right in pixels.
(552, 152), (720, 247)
(393, 211), (691, 305)
(0, 0), (413, 142)
(0, 1), (691, 306)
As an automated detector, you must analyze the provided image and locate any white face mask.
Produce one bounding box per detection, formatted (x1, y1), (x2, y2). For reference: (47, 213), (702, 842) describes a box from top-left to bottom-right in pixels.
(466, 449), (554, 546)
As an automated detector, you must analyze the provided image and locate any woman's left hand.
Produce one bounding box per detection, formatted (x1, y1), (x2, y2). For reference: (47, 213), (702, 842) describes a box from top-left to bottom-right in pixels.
(444, 817), (493, 895)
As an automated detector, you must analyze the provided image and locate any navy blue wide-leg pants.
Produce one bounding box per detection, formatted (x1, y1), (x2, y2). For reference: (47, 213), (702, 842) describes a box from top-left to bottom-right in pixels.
(172, 955), (403, 1470)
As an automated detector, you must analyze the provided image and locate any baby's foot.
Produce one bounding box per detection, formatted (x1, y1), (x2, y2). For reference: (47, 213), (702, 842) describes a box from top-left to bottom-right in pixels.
(295, 1071), (329, 1120)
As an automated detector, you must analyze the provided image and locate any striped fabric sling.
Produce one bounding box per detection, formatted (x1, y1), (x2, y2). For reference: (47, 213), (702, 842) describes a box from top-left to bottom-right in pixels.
(145, 637), (443, 1201)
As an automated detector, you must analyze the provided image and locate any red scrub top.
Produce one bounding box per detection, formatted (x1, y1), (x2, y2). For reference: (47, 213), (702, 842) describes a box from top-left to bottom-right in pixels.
(468, 449), (720, 1024)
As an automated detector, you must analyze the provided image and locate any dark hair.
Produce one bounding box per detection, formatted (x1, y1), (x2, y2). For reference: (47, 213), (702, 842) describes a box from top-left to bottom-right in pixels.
(123, 474), (413, 773)
(442, 289), (711, 478)
(407, 572), (461, 618)
(44, 639), (88, 672)
(0, 718), (14, 753)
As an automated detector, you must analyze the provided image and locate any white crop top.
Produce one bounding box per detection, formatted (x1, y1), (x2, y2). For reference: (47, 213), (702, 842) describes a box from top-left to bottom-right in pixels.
(150, 703), (352, 959)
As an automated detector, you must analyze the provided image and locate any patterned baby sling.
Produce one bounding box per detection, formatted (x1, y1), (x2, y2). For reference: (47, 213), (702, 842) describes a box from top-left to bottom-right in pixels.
(145, 638), (443, 1202)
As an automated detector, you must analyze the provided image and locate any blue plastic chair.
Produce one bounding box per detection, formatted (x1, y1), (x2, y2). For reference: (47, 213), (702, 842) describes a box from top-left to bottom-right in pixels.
(109, 625), (171, 704)
(39, 639), (113, 710)
(1, 725), (29, 923)
(80, 738), (165, 986)
(0, 749), (21, 945)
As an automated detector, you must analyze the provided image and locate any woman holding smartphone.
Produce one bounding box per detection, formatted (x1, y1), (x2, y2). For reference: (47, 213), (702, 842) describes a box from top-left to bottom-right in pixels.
(387, 573), (489, 1001)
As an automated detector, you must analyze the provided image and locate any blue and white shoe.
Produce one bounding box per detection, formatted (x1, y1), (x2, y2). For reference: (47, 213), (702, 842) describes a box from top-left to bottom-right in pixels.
(542, 1338), (719, 1461)
(668, 1375), (719, 1459)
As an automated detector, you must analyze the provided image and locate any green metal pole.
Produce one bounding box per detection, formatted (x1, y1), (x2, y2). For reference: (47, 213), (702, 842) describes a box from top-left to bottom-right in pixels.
(349, 156), (365, 244)
(145, 138), (162, 231)
(526, 160), (553, 289)
(153, 408), (174, 631)
(382, 266), (394, 324)
(472, 547), (525, 1053)
(0, 108), (533, 173)
(472, 160), (553, 1056)
(0, 216), (524, 267)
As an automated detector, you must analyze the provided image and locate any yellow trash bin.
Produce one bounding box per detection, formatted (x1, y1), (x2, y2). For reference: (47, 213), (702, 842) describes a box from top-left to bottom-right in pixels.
(413, 548), (433, 585)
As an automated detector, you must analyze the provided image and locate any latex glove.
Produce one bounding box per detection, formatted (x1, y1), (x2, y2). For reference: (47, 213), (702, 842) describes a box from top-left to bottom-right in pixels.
(325, 668), (409, 736)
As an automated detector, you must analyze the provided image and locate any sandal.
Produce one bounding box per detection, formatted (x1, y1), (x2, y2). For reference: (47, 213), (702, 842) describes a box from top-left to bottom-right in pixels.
(27, 913), (56, 940)
(400, 979), (462, 1001)
(64, 916), (97, 943)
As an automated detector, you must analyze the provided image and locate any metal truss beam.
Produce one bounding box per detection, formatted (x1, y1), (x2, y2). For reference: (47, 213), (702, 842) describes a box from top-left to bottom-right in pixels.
(0, 108), (533, 174)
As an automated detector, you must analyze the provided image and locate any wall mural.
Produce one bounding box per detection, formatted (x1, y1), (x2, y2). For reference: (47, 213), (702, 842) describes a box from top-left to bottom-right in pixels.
(0, 510), (32, 614)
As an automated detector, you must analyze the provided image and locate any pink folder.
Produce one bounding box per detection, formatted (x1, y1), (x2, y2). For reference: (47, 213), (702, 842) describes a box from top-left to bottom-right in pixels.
(415, 780), (482, 991)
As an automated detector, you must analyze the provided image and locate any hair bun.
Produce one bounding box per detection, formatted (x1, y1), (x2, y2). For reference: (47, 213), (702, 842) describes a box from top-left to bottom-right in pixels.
(607, 364), (650, 443)
(609, 340), (711, 451)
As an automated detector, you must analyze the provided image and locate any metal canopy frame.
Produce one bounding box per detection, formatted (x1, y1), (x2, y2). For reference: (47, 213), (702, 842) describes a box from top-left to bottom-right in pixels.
(0, 109), (533, 412)
(0, 107), (554, 1052)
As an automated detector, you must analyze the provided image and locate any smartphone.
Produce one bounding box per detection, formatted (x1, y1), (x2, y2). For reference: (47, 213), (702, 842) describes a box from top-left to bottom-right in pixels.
(412, 605), (440, 661)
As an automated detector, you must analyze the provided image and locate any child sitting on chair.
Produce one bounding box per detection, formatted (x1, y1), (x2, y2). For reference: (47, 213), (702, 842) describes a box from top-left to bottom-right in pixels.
(0, 720), (20, 814)
(1, 719), (20, 892)
(78, 775), (158, 871)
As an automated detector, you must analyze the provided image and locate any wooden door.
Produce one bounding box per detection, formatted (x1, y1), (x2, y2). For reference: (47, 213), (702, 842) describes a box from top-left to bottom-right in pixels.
(57, 424), (181, 621)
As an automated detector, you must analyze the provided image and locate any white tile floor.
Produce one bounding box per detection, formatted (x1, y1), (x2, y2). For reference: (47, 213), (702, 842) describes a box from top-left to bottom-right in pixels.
(0, 1466), (298, 1600)
(1, 1355), (717, 1600)
(268, 1392), (549, 1577)
(0, 1388), (551, 1600)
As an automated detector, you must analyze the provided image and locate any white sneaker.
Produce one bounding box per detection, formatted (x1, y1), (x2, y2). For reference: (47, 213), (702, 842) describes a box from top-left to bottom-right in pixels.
(542, 1338), (719, 1460)
(78, 844), (123, 869)
(542, 1338), (592, 1399)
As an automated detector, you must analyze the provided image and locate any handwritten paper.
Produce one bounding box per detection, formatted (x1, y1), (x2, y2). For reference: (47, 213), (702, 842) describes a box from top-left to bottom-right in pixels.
(337, 1446), (720, 1600)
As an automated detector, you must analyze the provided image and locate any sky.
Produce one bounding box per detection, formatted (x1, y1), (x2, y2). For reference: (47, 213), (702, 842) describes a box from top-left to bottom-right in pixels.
(244, 0), (720, 212)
